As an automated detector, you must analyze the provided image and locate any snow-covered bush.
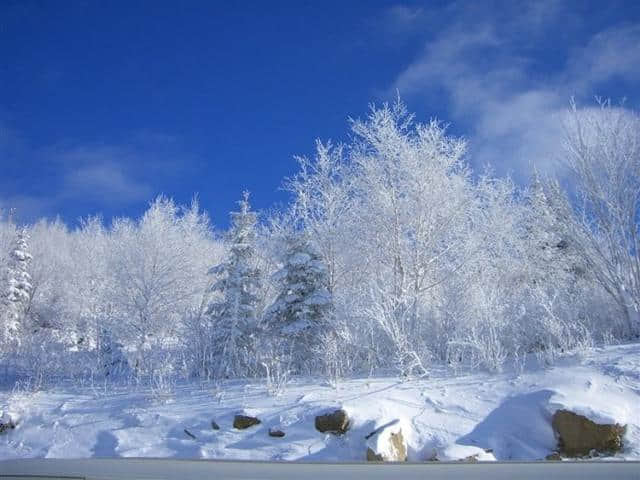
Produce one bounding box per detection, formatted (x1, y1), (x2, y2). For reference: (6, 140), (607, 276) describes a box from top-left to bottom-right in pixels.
(259, 340), (291, 396)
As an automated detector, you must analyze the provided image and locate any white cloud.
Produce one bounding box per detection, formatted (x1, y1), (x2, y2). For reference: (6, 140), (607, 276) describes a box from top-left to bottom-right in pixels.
(385, 1), (640, 180)
(0, 130), (195, 221)
(566, 24), (640, 94)
(384, 5), (425, 29)
(55, 146), (153, 204)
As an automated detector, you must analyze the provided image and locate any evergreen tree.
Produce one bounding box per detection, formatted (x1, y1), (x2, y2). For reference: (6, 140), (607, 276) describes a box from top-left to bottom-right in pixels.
(206, 192), (262, 379)
(1, 228), (33, 347)
(263, 232), (334, 372)
(524, 171), (582, 282)
(98, 326), (130, 377)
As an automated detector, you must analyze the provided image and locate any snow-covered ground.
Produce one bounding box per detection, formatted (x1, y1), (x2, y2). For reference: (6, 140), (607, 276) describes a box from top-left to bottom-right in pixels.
(1, 343), (638, 462)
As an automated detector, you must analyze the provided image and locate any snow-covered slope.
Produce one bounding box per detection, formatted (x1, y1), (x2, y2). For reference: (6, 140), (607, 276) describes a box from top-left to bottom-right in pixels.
(1, 343), (638, 461)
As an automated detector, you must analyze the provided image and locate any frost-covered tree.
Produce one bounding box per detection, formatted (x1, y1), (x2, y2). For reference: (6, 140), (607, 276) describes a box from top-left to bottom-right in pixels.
(286, 141), (351, 294)
(262, 232), (334, 372)
(440, 175), (522, 372)
(207, 192), (262, 379)
(109, 196), (212, 381)
(0, 97), (635, 383)
(72, 216), (109, 351)
(520, 173), (591, 354)
(28, 219), (74, 335)
(547, 100), (640, 337)
(1, 228), (33, 347)
(348, 99), (474, 376)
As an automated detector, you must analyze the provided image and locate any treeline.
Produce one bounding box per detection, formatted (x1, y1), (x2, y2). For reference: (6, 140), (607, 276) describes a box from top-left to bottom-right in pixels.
(1, 99), (638, 387)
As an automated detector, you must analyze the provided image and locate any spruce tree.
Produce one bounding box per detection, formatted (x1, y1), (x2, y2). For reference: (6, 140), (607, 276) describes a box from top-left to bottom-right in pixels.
(1, 228), (33, 347)
(206, 192), (261, 379)
(525, 172), (581, 282)
(262, 232), (333, 372)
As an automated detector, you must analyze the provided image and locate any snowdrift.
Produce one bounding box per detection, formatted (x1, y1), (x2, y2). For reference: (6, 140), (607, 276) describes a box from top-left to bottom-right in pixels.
(1, 343), (638, 461)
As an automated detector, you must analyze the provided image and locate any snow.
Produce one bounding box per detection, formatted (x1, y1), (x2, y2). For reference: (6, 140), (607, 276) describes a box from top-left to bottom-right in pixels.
(1, 343), (639, 462)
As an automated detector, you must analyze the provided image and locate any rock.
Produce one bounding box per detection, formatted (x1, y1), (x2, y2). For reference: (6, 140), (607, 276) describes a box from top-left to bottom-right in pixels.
(437, 445), (496, 462)
(546, 451), (562, 461)
(365, 421), (407, 462)
(458, 454), (479, 463)
(551, 409), (626, 457)
(315, 409), (350, 434)
(366, 449), (383, 461)
(0, 420), (15, 434)
(211, 419), (220, 430)
(268, 428), (285, 438)
(0, 414), (16, 434)
(233, 414), (261, 429)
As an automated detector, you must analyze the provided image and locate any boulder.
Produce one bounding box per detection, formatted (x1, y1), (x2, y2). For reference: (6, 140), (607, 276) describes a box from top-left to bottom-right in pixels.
(211, 419), (220, 430)
(315, 409), (350, 434)
(233, 414), (261, 429)
(268, 428), (285, 438)
(365, 421), (407, 462)
(551, 409), (626, 457)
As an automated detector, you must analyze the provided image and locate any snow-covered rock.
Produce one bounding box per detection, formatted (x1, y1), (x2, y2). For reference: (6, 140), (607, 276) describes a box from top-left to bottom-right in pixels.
(435, 444), (497, 462)
(365, 420), (407, 462)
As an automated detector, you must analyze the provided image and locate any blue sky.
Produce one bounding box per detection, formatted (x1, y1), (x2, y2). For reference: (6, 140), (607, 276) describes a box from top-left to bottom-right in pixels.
(1, 0), (639, 228)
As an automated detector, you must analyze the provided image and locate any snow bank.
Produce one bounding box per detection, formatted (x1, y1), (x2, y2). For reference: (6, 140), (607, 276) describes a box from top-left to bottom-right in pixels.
(0, 343), (638, 462)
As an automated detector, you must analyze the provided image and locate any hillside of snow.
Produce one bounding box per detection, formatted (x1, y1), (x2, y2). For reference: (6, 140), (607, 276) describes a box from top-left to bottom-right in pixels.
(1, 343), (638, 462)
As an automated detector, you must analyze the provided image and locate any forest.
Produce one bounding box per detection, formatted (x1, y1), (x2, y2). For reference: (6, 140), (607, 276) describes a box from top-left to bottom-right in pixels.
(1, 99), (639, 392)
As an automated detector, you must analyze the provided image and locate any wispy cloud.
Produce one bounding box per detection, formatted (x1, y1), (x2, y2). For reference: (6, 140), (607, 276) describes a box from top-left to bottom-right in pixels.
(380, 5), (425, 34)
(565, 23), (640, 93)
(0, 128), (198, 223)
(55, 146), (153, 204)
(383, 1), (640, 179)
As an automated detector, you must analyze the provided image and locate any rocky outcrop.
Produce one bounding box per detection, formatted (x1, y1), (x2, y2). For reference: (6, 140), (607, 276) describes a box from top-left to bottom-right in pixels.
(211, 419), (220, 430)
(365, 420), (407, 462)
(315, 409), (350, 434)
(268, 428), (285, 438)
(552, 409), (626, 456)
(233, 414), (261, 429)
